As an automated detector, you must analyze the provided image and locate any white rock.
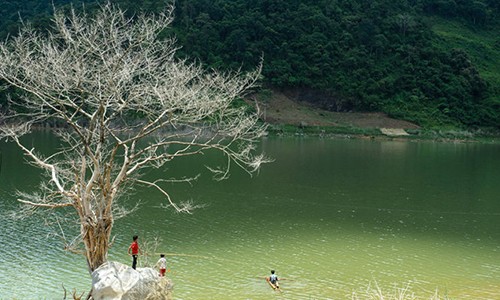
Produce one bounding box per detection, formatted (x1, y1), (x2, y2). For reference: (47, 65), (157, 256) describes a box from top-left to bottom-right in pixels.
(91, 261), (173, 300)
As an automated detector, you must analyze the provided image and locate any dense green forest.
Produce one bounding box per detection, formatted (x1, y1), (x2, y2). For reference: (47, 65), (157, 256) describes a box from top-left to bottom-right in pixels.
(0, 0), (499, 129)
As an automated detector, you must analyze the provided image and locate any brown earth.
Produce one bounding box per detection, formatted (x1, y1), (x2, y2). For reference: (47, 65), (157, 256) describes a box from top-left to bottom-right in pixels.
(250, 89), (420, 130)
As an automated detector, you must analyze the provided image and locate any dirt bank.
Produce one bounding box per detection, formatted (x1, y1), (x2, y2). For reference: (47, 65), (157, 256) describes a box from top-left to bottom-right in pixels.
(250, 89), (420, 130)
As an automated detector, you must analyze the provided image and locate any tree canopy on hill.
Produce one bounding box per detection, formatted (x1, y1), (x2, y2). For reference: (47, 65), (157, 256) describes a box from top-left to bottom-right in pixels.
(0, 0), (498, 128)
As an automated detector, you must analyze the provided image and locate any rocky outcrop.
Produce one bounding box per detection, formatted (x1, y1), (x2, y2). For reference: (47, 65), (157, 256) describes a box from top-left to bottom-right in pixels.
(91, 261), (173, 300)
(380, 128), (409, 136)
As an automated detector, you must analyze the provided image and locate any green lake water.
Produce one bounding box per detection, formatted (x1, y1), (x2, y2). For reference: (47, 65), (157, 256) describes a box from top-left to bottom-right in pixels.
(1, 134), (499, 299)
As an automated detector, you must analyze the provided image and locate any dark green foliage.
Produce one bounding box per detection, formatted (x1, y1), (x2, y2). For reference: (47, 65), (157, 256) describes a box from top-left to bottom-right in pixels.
(422, 0), (499, 27)
(0, 0), (498, 128)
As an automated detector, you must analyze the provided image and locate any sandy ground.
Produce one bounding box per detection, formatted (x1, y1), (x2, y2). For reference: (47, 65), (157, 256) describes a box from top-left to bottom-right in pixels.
(250, 90), (420, 130)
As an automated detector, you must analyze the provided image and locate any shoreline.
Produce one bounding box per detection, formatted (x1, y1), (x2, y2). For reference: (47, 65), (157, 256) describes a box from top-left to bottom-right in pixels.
(14, 123), (500, 145)
(248, 89), (500, 144)
(265, 123), (500, 144)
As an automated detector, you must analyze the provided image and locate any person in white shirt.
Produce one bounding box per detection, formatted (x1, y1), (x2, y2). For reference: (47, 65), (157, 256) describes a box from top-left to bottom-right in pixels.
(156, 254), (167, 277)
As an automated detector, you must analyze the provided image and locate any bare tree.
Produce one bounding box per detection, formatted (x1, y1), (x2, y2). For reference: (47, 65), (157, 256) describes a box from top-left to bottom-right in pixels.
(396, 13), (415, 37)
(0, 3), (268, 273)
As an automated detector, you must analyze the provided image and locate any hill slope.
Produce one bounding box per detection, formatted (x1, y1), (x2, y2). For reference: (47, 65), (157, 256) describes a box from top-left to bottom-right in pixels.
(430, 17), (500, 102)
(253, 89), (420, 130)
(0, 1), (498, 129)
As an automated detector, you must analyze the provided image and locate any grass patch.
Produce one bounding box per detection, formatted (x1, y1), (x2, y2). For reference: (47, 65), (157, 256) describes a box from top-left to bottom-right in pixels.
(352, 281), (450, 300)
(428, 17), (500, 98)
(266, 124), (382, 137)
(266, 124), (500, 143)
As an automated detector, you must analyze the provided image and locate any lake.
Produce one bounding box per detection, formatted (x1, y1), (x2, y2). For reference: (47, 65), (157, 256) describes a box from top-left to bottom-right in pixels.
(1, 134), (499, 299)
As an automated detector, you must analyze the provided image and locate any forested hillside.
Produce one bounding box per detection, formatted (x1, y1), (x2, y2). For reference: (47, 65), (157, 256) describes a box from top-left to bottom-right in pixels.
(1, 0), (498, 128)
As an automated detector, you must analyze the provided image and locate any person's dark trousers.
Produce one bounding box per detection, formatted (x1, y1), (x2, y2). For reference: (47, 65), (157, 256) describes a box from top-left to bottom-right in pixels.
(132, 255), (138, 269)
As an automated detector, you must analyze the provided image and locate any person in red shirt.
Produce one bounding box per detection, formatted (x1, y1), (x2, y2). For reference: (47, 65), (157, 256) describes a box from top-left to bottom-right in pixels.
(128, 235), (142, 269)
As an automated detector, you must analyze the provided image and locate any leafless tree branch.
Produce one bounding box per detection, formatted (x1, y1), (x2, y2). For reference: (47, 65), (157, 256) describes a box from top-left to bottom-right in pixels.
(0, 2), (269, 272)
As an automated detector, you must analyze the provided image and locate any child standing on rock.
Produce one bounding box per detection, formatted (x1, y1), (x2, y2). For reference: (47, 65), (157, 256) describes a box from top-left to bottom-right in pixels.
(156, 254), (167, 276)
(128, 235), (142, 269)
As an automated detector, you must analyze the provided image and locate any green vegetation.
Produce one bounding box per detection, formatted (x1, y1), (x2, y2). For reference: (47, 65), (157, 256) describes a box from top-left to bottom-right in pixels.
(268, 123), (381, 136)
(430, 16), (500, 114)
(267, 122), (500, 143)
(0, 0), (498, 130)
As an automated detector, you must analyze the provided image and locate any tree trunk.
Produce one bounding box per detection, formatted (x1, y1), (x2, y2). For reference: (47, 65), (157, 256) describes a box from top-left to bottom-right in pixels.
(82, 216), (114, 273)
